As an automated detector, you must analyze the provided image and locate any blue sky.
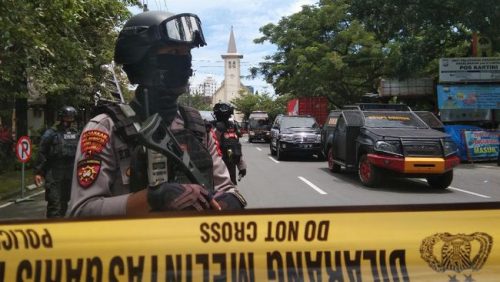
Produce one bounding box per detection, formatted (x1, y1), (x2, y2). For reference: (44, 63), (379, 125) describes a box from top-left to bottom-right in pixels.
(130, 0), (318, 94)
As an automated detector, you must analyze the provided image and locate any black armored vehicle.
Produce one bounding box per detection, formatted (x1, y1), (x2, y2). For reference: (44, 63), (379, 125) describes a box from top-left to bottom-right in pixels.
(327, 104), (460, 189)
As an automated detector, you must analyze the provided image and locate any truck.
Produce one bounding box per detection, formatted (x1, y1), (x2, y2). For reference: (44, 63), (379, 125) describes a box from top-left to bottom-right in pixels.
(287, 97), (329, 125)
(248, 111), (271, 143)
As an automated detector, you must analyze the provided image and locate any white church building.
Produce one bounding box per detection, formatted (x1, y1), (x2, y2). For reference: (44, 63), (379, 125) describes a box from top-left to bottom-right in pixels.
(212, 27), (248, 121)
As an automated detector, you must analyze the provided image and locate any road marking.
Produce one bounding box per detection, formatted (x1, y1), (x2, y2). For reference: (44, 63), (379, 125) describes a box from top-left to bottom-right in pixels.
(256, 147), (262, 151)
(0, 190), (46, 209)
(298, 176), (327, 195)
(415, 179), (490, 198)
(447, 187), (491, 198)
(268, 156), (280, 164)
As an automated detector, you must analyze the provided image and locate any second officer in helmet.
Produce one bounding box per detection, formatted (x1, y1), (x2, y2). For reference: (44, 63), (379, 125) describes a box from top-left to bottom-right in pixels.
(212, 102), (247, 185)
(35, 106), (80, 218)
(67, 11), (247, 216)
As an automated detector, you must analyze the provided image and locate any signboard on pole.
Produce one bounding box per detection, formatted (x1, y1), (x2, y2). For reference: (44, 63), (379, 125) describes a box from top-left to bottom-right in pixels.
(439, 57), (500, 82)
(16, 136), (32, 163)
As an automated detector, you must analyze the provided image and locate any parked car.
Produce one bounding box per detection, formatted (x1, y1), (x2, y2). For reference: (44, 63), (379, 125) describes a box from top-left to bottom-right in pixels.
(248, 111), (271, 143)
(270, 115), (322, 160)
(327, 103), (460, 189)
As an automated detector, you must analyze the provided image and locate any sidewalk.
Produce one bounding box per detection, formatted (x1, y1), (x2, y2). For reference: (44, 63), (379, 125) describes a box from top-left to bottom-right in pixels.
(0, 184), (42, 203)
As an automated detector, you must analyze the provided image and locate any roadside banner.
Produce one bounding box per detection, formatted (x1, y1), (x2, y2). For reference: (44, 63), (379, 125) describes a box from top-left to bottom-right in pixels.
(1, 204), (499, 281)
(463, 130), (500, 161)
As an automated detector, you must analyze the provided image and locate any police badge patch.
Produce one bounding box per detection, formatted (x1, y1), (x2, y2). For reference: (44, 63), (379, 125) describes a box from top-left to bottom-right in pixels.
(77, 158), (102, 188)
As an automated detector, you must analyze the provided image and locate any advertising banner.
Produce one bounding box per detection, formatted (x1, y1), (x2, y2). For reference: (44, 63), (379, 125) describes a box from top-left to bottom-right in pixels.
(439, 57), (500, 82)
(463, 130), (500, 161)
(437, 84), (500, 110)
(1, 206), (499, 281)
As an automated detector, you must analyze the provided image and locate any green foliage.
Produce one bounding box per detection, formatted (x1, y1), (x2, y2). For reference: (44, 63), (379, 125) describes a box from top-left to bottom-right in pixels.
(253, 0), (500, 107)
(0, 0), (140, 106)
(178, 92), (212, 111)
(231, 90), (289, 121)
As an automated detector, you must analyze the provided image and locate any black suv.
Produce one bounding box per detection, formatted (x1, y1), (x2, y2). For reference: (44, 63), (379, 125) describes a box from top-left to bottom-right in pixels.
(327, 104), (460, 189)
(270, 115), (322, 160)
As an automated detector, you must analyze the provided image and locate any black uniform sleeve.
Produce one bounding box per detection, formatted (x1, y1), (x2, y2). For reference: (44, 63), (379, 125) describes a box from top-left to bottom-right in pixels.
(34, 128), (55, 176)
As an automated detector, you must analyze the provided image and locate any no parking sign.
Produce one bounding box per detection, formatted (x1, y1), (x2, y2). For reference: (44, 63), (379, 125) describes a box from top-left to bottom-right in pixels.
(16, 136), (32, 163)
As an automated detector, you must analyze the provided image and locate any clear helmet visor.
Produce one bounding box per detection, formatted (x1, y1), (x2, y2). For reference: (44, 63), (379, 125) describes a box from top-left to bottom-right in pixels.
(162, 13), (206, 47)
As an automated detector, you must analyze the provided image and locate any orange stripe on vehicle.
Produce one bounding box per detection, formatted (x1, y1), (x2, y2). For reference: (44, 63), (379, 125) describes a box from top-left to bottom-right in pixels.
(404, 157), (445, 174)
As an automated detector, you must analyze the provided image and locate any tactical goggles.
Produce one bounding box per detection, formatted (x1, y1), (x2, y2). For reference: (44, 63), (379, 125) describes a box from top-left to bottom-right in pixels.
(123, 13), (207, 47)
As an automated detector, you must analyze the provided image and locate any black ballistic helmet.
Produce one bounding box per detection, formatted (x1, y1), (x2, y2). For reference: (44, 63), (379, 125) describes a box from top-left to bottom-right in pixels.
(58, 106), (77, 120)
(213, 102), (234, 121)
(114, 11), (207, 65)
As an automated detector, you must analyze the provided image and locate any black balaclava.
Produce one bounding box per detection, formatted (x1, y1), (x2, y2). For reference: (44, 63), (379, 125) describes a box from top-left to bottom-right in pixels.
(126, 48), (193, 124)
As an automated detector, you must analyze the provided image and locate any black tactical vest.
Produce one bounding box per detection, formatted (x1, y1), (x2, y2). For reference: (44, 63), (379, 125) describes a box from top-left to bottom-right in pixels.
(49, 127), (79, 160)
(215, 121), (242, 163)
(95, 103), (213, 192)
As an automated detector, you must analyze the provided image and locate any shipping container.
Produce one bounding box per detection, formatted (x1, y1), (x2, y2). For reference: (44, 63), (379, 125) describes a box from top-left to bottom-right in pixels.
(287, 97), (329, 124)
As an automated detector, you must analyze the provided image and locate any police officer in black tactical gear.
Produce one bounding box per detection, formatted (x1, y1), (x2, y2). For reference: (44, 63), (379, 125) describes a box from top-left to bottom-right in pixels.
(67, 11), (247, 217)
(35, 106), (80, 218)
(212, 102), (247, 184)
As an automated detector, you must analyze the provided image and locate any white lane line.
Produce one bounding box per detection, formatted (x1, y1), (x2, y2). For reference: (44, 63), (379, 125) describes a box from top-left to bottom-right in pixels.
(268, 156), (280, 164)
(0, 190), (46, 209)
(298, 176), (327, 195)
(256, 147), (262, 151)
(448, 187), (491, 199)
(415, 179), (490, 198)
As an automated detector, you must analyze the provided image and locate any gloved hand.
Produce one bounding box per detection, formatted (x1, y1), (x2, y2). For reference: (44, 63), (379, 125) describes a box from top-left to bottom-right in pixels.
(147, 183), (211, 211)
(214, 193), (246, 210)
(238, 169), (246, 180)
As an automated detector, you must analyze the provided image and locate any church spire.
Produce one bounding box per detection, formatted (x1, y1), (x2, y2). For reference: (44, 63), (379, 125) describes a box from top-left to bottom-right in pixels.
(227, 26), (237, 54)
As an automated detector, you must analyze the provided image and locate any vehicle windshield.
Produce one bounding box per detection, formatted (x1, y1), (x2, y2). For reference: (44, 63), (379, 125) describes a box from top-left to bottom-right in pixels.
(249, 118), (270, 129)
(363, 112), (428, 128)
(282, 117), (318, 129)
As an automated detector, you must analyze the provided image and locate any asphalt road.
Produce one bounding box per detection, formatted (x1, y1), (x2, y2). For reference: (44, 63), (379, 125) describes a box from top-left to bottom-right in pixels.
(0, 136), (499, 220)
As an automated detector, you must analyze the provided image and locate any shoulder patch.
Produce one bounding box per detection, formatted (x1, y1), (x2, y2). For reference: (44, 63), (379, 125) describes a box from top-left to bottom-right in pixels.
(77, 158), (102, 188)
(81, 130), (109, 156)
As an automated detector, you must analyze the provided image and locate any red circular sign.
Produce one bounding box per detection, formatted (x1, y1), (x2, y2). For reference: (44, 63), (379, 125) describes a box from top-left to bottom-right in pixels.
(16, 136), (32, 163)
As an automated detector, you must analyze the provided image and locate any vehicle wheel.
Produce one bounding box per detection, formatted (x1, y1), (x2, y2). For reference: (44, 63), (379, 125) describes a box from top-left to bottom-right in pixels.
(270, 142), (276, 156)
(358, 154), (380, 187)
(248, 137), (253, 143)
(427, 170), (453, 189)
(277, 142), (286, 160)
(327, 147), (341, 172)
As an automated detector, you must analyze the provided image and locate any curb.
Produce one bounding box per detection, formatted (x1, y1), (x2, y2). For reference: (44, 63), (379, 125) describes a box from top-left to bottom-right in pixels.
(0, 185), (43, 202)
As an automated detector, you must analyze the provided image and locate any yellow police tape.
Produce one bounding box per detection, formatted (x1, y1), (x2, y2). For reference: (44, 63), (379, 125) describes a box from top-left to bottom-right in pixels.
(0, 206), (499, 281)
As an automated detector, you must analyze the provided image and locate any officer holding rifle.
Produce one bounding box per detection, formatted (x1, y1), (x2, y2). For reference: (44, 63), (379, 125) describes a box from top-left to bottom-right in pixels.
(67, 11), (246, 217)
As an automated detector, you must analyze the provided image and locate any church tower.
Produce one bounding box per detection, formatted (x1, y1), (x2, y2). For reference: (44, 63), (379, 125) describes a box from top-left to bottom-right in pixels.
(213, 27), (243, 105)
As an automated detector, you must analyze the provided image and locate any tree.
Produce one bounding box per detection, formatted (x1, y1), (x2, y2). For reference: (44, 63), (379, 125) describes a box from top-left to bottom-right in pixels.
(252, 0), (500, 106)
(349, 0), (500, 78)
(178, 91), (212, 111)
(0, 0), (140, 109)
(231, 91), (289, 121)
(252, 0), (386, 107)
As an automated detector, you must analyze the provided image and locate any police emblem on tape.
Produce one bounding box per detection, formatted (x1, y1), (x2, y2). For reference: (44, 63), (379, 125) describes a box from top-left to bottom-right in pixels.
(77, 158), (102, 188)
(420, 232), (493, 280)
(81, 130), (109, 156)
